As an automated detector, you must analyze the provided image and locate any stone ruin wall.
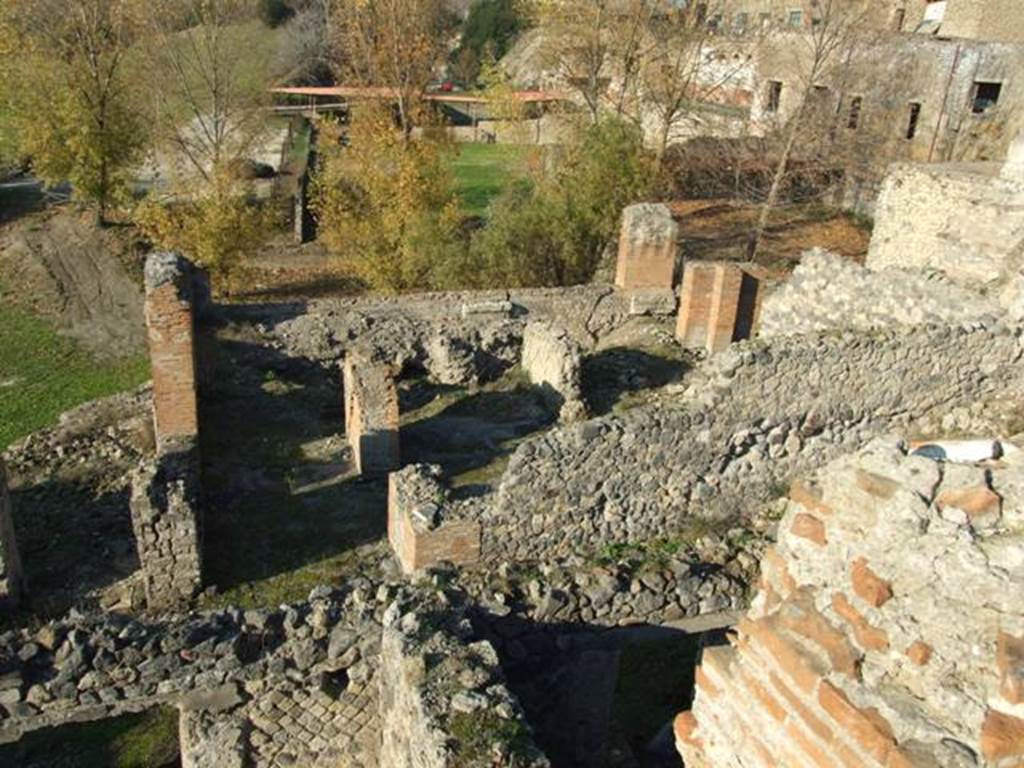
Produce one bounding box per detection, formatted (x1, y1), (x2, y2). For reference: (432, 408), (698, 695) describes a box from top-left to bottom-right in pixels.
(520, 322), (588, 422)
(0, 583), (546, 768)
(129, 447), (203, 613)
(343, 352), (401, 476)
(0, 459), (23, 610)
(867, 162), (1024, 290)
(481, 321), (1023, 562)
(677, 438), (1024, 767)
(132, 253), (206, 611)
(759, 248), (998, 338)
(379, 593), (549, 768)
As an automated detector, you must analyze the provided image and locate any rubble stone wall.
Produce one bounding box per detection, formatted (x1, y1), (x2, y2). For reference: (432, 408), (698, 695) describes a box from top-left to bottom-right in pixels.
(379, 593), (550, 768)
(0, 459), (23, 610)
(483, 322), (1023, 562)
(867, 162), (1024, 289)
(144, 253), (200, 452)
(129, 446), (203, 611)
(760, 249), (997, 337)
(677, 438), (1024, 767)
(521, 322), (588, 422)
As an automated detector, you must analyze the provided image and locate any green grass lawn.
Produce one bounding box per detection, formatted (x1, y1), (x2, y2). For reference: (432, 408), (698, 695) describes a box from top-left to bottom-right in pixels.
(450, 143), (530, 217)
(0, 301), (149, 450)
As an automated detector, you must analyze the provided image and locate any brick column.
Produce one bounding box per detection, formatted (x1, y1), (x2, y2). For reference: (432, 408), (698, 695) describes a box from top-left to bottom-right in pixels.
(0, 459), (24, 610)
(130, 448), (203, 611)
(615, 203), (680, 291)
(343, 354), (400, 476)
(707, 263), (745, 353)
(144, 253), (199, 453)
(676, 262), (719, 348)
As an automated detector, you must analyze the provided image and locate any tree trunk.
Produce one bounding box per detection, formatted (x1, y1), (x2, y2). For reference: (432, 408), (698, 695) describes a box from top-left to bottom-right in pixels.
(746, 103), (805, 261)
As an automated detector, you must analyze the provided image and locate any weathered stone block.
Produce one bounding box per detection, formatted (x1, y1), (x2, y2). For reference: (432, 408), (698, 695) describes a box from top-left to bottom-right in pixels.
(343, 353), (400, 475)
(521, 322), (587, 422)
(0, 460), (24, 611)
(130, 446), (203, 611)
(615, 203), (680, 291)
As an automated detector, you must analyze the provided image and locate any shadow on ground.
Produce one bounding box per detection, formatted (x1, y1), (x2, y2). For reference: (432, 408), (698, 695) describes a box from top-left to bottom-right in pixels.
(7, 479), (138, 628)
(472, 610), (731, 768)
(583, 347), (692, 416)
(198, 328), (386, 610)
(399, 373), (554, 497)
(0, 706), (180, 768)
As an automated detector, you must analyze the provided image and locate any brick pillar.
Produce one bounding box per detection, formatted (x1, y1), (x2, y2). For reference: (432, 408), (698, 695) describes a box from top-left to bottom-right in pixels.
(615, 203), (680, 291)
(0, 459), (24, 610)
(343, 354), (400, 476)
(145, 253), (199, 453)
(130, 448), (203, 611)
(388, 464), (480, 575)
(676, 262), (718, 348)
(706, 263), (745, 353)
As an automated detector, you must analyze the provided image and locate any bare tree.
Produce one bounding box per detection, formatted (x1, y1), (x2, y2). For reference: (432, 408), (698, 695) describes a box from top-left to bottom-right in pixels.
(746, 0), (874, 259)
(533, 0), (614, 124)
(329, 0), (454, 140)
(641, 1), (754, 169)
(140, 0), (273, 182)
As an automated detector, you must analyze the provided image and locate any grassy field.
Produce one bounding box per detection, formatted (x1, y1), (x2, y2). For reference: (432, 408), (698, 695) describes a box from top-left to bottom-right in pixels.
(450, 143), (529, 216)
(0, 300), (149, 449)
(0, 707), (179, 768)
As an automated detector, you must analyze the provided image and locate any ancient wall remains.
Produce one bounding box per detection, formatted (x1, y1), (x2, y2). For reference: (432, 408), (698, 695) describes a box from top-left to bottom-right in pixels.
(676, 438), (1024, 767)
(615, 203), (680, 292)
(0, 582), (536, 766)
(760, 248), (996, 337)
(343, 353), (400, 475)
(676, 262), (763, 352)
(0, 460), (23, 611)
(521, 322), (588, 422)
(144, 253), (200, 452)
(129, 447), (203, 611)
(482, 321), (1024, 562)
(387, 464), (480, 575)
(867, 161), (1024, 289)
(379, 592), (549, 768)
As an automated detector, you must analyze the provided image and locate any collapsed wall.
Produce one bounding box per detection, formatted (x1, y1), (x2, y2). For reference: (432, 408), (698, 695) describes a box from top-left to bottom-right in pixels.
(0, 459), (23, 611)
(0, 580), (544, 767)
(483, 322), (1023, 561)
(677, 438), (1024, 767)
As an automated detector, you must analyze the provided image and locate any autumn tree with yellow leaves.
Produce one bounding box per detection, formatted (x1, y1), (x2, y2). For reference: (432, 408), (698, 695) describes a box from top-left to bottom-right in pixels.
(312, 104), (463, 292)
(1, 0), (146, 222)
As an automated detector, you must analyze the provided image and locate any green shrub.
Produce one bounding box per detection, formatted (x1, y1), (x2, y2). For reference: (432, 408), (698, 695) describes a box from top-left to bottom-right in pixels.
(464, 117), (654, 287)
(258, 0), (293, 27)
